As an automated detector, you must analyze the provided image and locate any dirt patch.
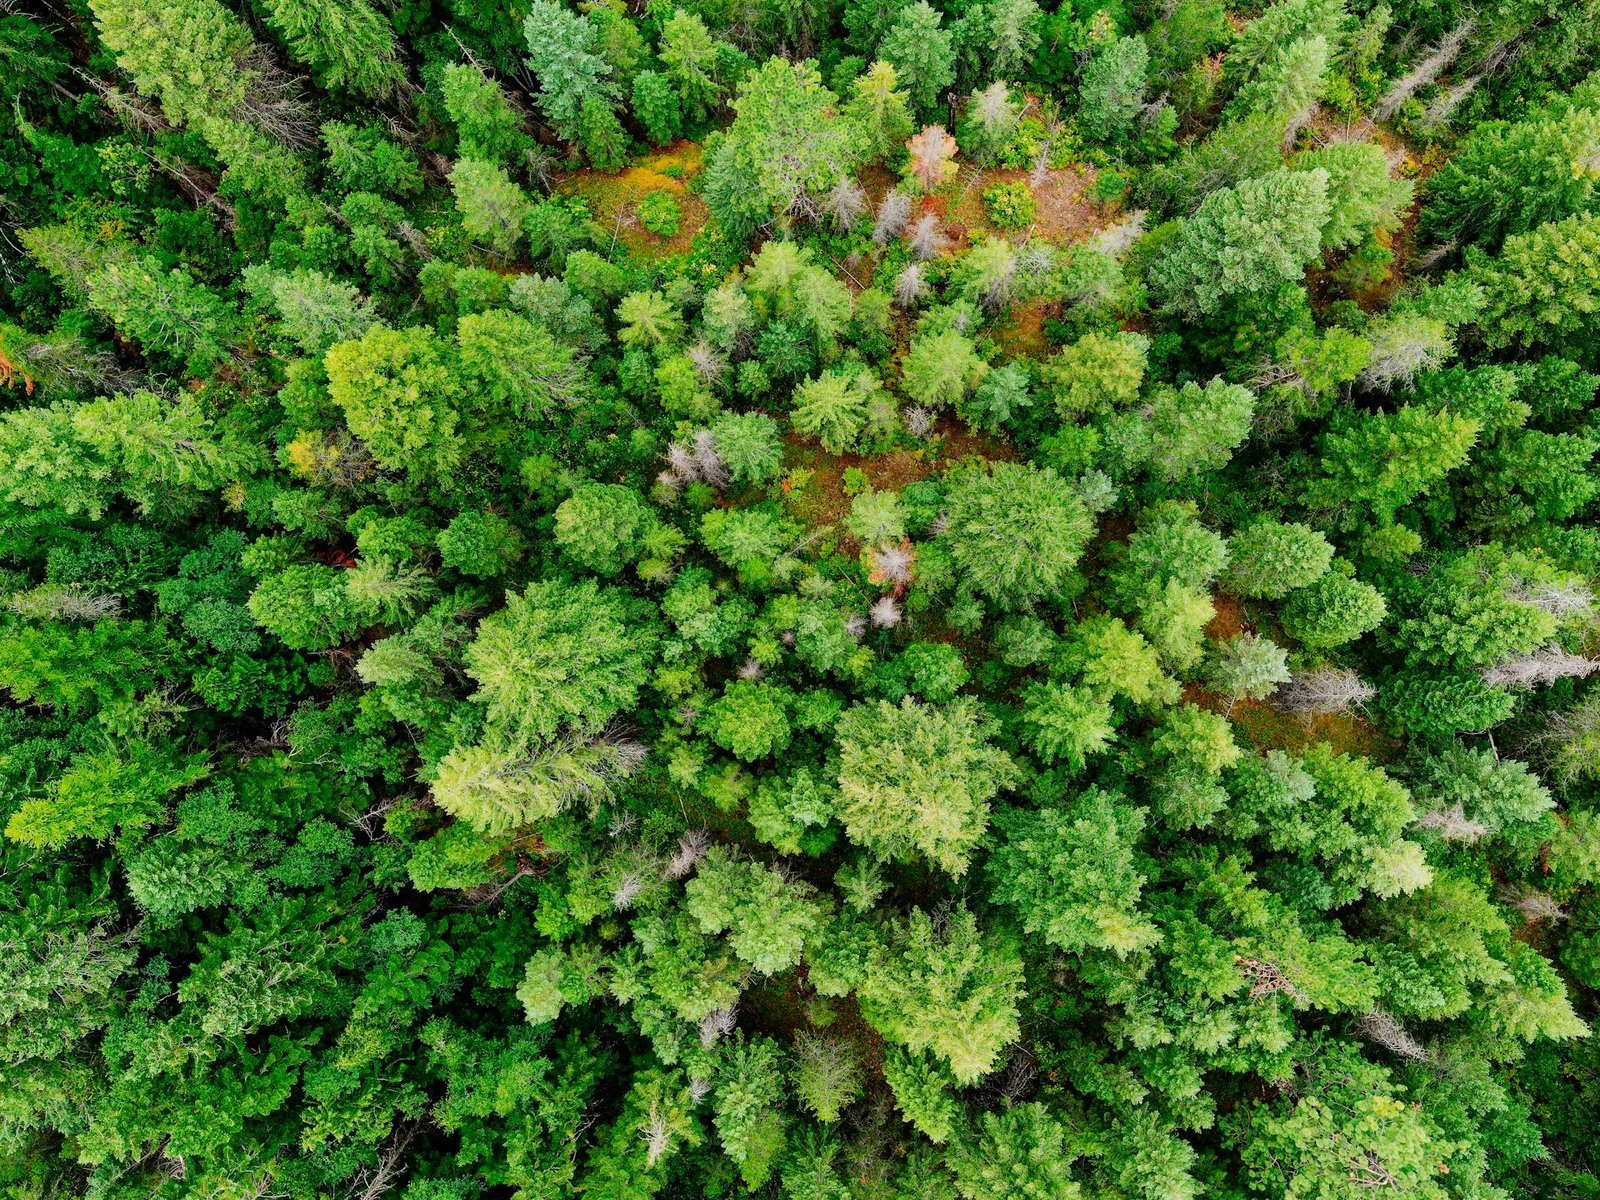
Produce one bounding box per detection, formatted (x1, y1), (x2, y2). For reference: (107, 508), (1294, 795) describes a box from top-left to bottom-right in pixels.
(854, 159), (1107, 256)
(782, 421), (1016, 545)
(555, 140), (708, 258)
(1224, 695), (1402, 763)
(1205, 592), (1248, 641)
(939, 164), (1105, 252)
(994, 298), (1060, 359)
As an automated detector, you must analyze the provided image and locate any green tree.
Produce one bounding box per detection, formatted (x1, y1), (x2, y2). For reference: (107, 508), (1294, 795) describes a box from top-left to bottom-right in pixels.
(1018, 681), (1117, 770)
(523, 0), (618, 141)
(859, 904), (1023, 1084)
(1422, 105), (1600, 254)
(248, 266), (376, 355)
(1079, 36), (1149, 141)
(883, 1048), (962, 1143)
(1044, 331), (1148, 416)
(1296, 141), (1413, 251)
(438, 512), (526, 578)
(989, 788), (1157, 955)
(845, 61), (915, 162)
(710, 411), (785, 484)
(617, 289), (685, 354)
(658, 10), (726, 123)
(1149, 169), (1332, 318)
(1209, 633), (1292, 705)
(578, 94), (630, 171)
(879, 2), (956, 117)
(686, 846), (821, 972)
(464, 578), (657, 742)
(1281, 567), (1387, 649)
(554, 482), (657, 576)
(702, 58), (859, 236)
(86, 257), (233, 373)
(457, 309), (586, 419)
(5, 741), (209, 849)
(1140, 377), (1256, 480)
(1471, 213), (1600, 363)
(792, 368), (880, 453)
(1224, 521), (1333, 599)
(834, 696), (1019, 874)
(442, 63), (533, 164)
(951, 1103), (1082, 1200)
(942, 463), (1094, 607)
(702, 680), (793, 761)
(433, 729), (645, 833)
(1303, 405), (1479, 527)
(259, 0), (401, 98)
(632, 71), (682, 146)
(249, 563), (366, 650)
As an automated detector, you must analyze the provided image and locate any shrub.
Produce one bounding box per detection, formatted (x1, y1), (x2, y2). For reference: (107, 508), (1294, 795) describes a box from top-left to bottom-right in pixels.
(637, 191), (682, 237)
(982, 181), (1036, 230)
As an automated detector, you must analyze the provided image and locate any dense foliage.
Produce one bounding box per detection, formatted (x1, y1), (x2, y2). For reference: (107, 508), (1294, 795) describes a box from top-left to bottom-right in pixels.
(3, 0), (1600, 1197)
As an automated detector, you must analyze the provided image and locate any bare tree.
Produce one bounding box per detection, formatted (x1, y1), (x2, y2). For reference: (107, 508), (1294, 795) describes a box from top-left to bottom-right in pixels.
(872, 190), (913, 245)
(1274, 666), (1377, 717)
(1374, 18), (1475, 121)
(1481, 646), (1599, 690)
(665, 440), (702, 483)
(640, 1099), (675, 1167)
(903, 406), (937, 439)
(1506, 579), (1596, 619)
(869, 595), (902, 628)
(1500, 886), (1568, 923)
(699, 1005), (738, 1047)
(823, 175), (869, 232)
(692, 429), (729, 489)
(866, 542), (915, 587)
(1235, 956), (1304, 1003)
(1088, 209), (1147, 258)
(664, 829), (711, 880)
(1354, 1009), (1429, 1061)
(1412, 804), (1490, 843)
(687, 340), (723, 384)
(894, 262), (928, 307)
(908, 213), (946, 261)
(1360, 313), (1454, 391)
(8, 584), (122, 622)
(236, 45), (318, 150)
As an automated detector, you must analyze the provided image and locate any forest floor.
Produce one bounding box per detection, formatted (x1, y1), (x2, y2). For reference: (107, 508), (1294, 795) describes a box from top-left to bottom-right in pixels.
(1193, 592), (1400, 761)
(556, 140), (710, 258)
(782, 422), (1016, 554)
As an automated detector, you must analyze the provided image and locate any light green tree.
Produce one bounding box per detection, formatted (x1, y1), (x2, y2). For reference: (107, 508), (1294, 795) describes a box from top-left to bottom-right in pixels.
(450, 160), (531, 256)
(834, 696), (1019, 874)
(464, 578), (657, 743)
(942, 463), (1094, 606)
(859, 904), (1023, 1084)
(325, 323), (466, 479)
(1149, 169), (1332, 318)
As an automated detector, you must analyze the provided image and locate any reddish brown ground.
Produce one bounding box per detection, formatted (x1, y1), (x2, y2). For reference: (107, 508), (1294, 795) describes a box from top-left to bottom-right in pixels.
(782, 422), (1016, 550)
(993, 298), (1060, 360)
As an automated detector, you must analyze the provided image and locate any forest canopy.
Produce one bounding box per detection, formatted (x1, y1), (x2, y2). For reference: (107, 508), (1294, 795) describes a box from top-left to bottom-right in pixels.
(3, 0), (1600, 1196)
